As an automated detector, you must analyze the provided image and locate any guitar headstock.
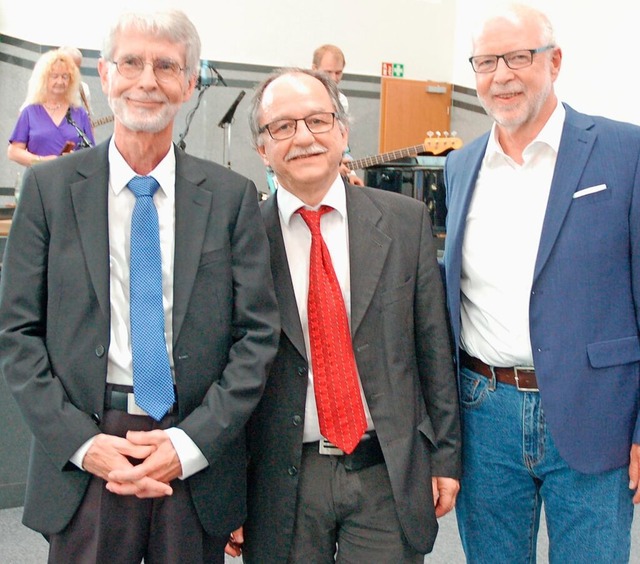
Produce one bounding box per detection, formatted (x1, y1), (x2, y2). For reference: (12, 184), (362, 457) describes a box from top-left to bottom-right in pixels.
(422, 131), (463, 155)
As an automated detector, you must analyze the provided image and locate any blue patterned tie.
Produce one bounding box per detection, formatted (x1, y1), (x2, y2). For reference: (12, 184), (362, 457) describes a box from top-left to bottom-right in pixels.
(128, 175), (175, 421)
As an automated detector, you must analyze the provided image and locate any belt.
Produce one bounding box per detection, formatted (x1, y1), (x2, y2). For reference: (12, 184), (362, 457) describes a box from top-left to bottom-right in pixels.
(304, 432), (385, 472)
(460, 350), (539, 392)
(105, 384), (178, 416)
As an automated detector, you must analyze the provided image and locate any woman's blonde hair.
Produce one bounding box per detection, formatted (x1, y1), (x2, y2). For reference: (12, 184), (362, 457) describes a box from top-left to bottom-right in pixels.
(21, 49), (81, 110)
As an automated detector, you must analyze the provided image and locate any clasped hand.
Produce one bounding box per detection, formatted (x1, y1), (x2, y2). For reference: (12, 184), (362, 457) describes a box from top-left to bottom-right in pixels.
(82, 430), (182, 498)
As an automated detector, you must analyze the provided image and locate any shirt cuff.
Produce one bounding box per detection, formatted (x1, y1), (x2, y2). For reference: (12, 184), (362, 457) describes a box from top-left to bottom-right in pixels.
(165, 427), (209, 479)
(70, 436), (96, 470)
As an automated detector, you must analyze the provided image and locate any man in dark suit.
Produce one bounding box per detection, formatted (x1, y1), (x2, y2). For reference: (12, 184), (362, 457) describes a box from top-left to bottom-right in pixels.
(230, 68), (460, 563)
(0, 9), (279, 563)
(443, 4), (640, 562)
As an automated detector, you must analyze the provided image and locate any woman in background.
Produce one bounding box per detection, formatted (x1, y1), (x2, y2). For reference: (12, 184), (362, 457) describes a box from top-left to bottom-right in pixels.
(7, 48), (94, 167)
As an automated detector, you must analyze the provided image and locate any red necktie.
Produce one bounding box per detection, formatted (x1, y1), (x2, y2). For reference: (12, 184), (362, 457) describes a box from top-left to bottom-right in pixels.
(297, 206), (367, 454)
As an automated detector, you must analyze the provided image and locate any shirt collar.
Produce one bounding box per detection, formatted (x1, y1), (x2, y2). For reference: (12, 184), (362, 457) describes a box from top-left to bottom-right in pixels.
(485, 101), (566, 163)
(276, 174), (347, 225)
(108, 138), (176, 199)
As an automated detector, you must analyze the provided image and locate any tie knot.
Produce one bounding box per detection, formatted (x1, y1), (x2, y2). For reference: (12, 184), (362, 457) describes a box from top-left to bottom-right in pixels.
(128, 175), (160, 199)
(297, 205), (333, 233)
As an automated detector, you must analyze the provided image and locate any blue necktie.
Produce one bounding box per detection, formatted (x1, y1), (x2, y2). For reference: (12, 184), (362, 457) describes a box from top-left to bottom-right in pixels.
(128, 175), (175, 421)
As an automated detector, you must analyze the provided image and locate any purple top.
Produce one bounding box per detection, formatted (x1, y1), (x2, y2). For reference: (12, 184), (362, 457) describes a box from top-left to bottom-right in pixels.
(9, 104), (96, 156)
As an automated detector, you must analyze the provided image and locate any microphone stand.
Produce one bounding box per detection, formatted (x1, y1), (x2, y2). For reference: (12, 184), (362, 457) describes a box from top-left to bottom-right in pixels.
(65, 109), (93, 149)
(218, 90), (245, 169)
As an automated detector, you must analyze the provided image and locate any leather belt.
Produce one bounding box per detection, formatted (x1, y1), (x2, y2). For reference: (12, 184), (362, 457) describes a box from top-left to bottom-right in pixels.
(304, 432), (384, 472)
(105, 384), (178, 416)
(460, 350), (539, 392)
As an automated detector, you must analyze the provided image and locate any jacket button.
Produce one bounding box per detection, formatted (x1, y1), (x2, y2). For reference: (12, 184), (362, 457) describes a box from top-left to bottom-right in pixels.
(287, 466), (298, 476)
(292, 415), (302, 426)
(95, 345), (105, 357)
(297, 366), (307, 377)
(91, 412), (101, 424)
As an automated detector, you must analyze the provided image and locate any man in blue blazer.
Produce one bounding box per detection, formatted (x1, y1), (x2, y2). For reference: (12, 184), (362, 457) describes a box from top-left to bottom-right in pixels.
(443, 4), (640, 562)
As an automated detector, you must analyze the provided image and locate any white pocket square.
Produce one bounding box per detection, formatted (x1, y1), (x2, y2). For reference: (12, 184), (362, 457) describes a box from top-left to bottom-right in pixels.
(573, 184), (607, 199)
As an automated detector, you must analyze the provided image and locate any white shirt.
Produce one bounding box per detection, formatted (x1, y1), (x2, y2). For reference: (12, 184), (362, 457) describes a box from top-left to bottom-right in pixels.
(460, 102), (565, 367)
(276, 177), (374, 442)
(71, 140), (207, 478)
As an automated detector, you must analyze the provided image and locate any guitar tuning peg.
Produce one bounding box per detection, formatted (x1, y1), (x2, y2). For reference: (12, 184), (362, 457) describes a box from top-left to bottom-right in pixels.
(443, 131), (450, 137)
(451, 131), (458, 137)
(435, 131), (441, 137)
(426, 131), (434, 138)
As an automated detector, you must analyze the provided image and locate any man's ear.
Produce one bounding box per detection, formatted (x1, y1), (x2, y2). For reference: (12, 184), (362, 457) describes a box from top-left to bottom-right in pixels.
(257, 145), (270, 167)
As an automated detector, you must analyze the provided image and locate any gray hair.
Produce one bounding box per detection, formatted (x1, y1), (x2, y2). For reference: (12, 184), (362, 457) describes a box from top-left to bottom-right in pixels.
(471, 3), (557, 54)
(101, 9), (201, 83)
(248, 68), (350, 149)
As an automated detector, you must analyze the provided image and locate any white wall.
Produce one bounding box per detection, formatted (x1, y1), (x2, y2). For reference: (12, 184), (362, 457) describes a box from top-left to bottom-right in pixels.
(2, 0), (638, 125)
(0, 0), (457, 82)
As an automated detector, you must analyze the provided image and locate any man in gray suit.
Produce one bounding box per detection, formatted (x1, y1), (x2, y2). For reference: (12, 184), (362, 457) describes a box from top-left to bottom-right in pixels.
(229, 68), (460, 563)
(0, 9), (278, 563)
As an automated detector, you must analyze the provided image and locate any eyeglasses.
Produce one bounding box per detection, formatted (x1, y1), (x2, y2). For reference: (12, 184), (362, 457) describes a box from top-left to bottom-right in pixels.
(260, 112), (336, 140)
(111, 56), (186, 82)
(469, 45), (555, 73)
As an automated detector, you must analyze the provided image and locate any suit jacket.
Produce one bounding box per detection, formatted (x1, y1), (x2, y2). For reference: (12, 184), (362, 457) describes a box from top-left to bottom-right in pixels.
(444, 103), (640, 474)
(244, 182), (461, 562)
(0, 140), (280, 536)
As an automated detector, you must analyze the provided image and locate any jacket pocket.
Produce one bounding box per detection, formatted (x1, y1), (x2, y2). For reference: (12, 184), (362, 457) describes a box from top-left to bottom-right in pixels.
(587, 336), (640, 368)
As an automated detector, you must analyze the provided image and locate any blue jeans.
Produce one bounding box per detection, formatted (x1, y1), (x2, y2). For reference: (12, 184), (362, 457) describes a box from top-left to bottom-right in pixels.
(456, 366), (634, 564)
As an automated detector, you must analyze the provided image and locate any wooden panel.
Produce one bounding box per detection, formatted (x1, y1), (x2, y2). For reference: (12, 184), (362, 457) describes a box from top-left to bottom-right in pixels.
(379, 77), (452, 153)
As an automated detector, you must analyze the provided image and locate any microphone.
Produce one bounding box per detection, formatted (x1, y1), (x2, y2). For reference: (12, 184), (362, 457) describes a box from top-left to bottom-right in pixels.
(210, 65), (228, 87)
(65, 109), (93, 149)
(218, 90), (246, 128)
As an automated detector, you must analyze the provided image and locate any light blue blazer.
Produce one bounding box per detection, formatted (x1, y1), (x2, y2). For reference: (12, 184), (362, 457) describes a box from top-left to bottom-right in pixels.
(443, 103), (640, 474)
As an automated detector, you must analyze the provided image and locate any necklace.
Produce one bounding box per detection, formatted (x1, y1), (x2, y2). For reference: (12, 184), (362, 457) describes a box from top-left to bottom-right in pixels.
(43, 102), (61, 112)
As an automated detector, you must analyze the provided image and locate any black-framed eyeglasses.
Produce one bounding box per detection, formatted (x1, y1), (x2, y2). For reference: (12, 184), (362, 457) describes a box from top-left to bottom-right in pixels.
(469, 45), (555, 73)
(111, 56), (186, 82)
(260, 112), (336, 140)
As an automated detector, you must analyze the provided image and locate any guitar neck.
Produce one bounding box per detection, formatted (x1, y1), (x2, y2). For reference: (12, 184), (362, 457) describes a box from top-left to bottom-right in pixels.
(91, 115), (114, 128)
(346, 144), (426, 171)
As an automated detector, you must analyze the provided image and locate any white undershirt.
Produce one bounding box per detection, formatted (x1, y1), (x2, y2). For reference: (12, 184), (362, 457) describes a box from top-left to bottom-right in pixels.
(276, 177), (374, 442)
(460, 103), (565, 367)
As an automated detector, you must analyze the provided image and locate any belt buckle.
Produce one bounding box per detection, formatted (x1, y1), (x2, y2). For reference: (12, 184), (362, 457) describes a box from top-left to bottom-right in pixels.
(127, 393), (151, 416)
(513, 366), (538, 392)
(319, 438), (344, 456)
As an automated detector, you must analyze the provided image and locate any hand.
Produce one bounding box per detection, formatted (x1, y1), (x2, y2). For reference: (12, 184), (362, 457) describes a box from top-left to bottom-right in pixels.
(628, 444), (640, 503)
(339, 161), (365, 187)
(224, 526), (244, 558)
(432, 476), (460, 518)
(105, 430), (182, 498)
(82, 432), (157, 481)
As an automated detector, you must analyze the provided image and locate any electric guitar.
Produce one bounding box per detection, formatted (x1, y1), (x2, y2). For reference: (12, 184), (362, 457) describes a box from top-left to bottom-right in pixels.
(346, 135), (462, 171)
(91, 115), (115, 128)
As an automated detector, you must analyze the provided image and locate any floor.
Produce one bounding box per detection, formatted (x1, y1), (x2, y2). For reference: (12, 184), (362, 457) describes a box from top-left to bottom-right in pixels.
(3, 504), (639, 563)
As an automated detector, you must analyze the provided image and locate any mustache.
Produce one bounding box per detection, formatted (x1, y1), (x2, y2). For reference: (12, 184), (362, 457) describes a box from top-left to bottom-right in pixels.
(284, 144), (328, 162)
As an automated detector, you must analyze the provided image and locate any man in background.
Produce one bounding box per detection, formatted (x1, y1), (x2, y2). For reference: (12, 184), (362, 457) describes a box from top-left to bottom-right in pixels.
(59, 45), (92, 116)
(312, 43), (364, 186)
(443, 4), (640, 562)
(0, 9), (278, 563)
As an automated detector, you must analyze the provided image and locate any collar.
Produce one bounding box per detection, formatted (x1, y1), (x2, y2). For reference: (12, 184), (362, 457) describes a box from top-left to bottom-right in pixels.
(108, 138), (176, 199)
(276, 175), (347, 225)
(485, 101), (566, 163)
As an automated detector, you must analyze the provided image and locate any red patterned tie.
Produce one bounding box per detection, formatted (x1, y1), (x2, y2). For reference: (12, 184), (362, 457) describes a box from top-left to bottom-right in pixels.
(297, 206), (367, 454)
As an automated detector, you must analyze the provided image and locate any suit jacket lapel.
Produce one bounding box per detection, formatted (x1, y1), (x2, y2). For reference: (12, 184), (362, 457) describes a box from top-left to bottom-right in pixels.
(262, 194), (307, 359)
(71, 141), (111, 319)
(345, 185), (391, 336)
(173, 150), (212, 342)
(534, 105), (596, 280)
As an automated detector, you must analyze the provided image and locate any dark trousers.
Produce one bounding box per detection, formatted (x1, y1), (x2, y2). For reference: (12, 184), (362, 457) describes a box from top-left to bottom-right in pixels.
(287, 443), (423, 564)
(48, 409), (226, 564)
